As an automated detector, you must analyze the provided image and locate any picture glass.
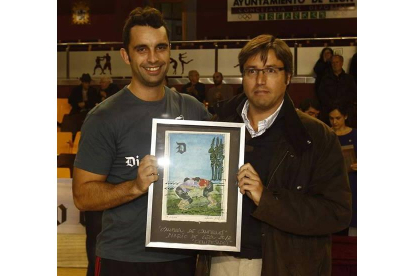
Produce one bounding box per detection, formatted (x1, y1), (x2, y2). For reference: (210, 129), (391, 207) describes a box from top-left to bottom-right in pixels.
(162, 131), (230, 223)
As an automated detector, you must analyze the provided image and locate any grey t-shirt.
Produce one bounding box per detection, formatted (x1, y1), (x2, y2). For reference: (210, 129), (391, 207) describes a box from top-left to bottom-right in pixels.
(74, 86), (211, 262)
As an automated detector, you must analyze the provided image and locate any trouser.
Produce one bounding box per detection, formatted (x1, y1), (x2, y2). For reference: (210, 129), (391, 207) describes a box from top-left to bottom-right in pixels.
(85, 211), (103, 276)
(94, 256), (196, 276)
(210, 255), (262, 276)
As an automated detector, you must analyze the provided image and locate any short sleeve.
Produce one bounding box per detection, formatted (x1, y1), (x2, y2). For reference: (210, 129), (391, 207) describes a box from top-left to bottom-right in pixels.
(181, 94), (212, 121)
(74, 113), (116, 175)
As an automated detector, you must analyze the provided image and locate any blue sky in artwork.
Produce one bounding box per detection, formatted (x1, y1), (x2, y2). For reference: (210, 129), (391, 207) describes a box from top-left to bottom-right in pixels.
(167, 132), (225, 182)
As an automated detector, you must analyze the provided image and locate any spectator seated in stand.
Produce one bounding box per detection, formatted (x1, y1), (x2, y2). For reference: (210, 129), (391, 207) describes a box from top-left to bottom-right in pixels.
(299, 98), (321, 119)
(99, 76), (119, 101)
(181, 70), (206, 103)
(317, 55), (357, 124)
(328, 104), (357, 237)
(68, 73), (100, 114)
(206, 72), (234, 114)
(313, 47), (333, 93)
(63, 74), (100, 138)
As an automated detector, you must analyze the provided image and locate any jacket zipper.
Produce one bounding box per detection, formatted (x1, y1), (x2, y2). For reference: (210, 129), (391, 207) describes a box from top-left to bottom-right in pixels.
(266, 150), (289, 187)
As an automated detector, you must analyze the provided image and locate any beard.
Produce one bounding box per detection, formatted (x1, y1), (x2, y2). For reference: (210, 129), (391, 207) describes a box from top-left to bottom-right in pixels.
(140, 75), (164, 87)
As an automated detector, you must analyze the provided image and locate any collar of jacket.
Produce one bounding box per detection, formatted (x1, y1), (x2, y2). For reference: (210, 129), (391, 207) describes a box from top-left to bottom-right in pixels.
(217, 91), (313, 155)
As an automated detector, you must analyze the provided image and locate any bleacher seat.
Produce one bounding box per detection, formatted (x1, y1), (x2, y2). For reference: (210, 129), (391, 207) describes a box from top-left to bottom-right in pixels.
(57, 98), (72, 124)
(57, 132), (73, 154)
(72, 131), (81, 154)
(57, 168), (71, 178)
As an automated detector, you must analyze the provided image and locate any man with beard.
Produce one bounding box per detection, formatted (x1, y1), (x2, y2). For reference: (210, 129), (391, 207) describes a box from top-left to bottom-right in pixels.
(206, 72), (234, 114)
(72, 7), (211, 276)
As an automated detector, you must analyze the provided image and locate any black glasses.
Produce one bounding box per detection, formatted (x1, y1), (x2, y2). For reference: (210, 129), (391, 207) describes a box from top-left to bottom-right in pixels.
(243, 67), (285, 78)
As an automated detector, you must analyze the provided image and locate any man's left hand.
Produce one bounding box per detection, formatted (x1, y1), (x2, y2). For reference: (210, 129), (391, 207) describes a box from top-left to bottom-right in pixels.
(237, 163), (264, 206)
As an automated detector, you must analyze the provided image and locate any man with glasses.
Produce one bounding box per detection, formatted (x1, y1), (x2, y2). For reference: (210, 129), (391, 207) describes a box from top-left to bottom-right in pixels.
(211, 35), (352, 276)
(72, 7), (211, 276)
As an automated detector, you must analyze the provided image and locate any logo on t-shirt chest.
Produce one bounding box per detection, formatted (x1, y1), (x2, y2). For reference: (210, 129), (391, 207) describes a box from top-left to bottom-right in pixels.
(125, 155), (140, 167)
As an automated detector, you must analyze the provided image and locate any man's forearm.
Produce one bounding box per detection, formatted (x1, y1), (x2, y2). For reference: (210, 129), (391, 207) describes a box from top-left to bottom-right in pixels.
(73, 179), (143, 211)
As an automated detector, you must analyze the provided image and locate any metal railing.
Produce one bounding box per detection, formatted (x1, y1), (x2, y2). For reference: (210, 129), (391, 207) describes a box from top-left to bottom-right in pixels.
(57, 37), (357, 79)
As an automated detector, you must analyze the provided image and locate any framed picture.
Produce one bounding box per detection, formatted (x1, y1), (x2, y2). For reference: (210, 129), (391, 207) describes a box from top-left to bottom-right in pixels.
(146, 119), (245, 252)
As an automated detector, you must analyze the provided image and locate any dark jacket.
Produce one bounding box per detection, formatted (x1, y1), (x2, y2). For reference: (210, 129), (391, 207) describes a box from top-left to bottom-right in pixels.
(69, 85), (100, 113)
(181, 82), (206, 103)
(216, 92), (352, 276)
(313, 59), (332, 92)
(317, 70), (357, 109)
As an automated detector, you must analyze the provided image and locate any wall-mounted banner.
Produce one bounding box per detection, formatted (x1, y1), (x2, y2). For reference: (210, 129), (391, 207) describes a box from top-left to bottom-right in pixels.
(218, 47), (295, 77)
(227, 0), (357, 22)
(57, 178), (85, 234)
(58, 49), (215, 79)
(57, 46), (355, 79)
(169, 50), (215, 77)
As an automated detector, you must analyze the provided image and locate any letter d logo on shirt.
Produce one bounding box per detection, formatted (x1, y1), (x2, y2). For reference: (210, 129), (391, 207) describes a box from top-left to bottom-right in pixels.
(125, 155), (140, 167)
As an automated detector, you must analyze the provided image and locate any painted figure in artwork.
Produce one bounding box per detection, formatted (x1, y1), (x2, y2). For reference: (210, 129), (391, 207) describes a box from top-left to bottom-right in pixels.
(175, 177), (216, 210)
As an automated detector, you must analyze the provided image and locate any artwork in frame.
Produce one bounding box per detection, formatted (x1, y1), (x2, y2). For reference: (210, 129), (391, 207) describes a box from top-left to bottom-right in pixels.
(146, 119), (245, 252)
(162, 131), (230, 223)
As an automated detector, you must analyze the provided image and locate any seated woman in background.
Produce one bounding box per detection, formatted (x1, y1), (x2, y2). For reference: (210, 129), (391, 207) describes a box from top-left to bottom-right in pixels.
(313, 47), (333, 93)
(329, 105), (357, 236)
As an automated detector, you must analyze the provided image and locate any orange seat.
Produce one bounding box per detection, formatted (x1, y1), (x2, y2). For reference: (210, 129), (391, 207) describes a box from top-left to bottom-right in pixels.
(72, 131), (81, 154)
(57, 168), (71, 178)
(57, 98), (72, 124)
(57, 132), (73, 154)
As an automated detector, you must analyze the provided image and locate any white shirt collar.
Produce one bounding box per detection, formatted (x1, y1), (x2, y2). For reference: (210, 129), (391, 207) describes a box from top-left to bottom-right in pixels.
(241, 99), (284, 138)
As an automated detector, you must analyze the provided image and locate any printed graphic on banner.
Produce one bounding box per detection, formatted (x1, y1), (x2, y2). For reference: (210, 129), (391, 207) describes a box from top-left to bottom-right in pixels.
(169, 52), (193, 75)
(169, 50), (215, 77)
(227, 0), (357, 22)
(57, 178), (85, 234)
(67, 51), (130, 79)
(93, 53), (112, 75)
(161, 131), (230, 223)
(60, 49), (213, 79)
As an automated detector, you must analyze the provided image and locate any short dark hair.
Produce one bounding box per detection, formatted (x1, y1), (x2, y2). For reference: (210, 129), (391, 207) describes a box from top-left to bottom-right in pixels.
(327, 102), (348, 117)
(122, 7), (170, 52)
(238, 34), (293, 77)
(319, 47), (333, 60)
(299, 98), (321, 112)
(214, 72), (223, 78)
